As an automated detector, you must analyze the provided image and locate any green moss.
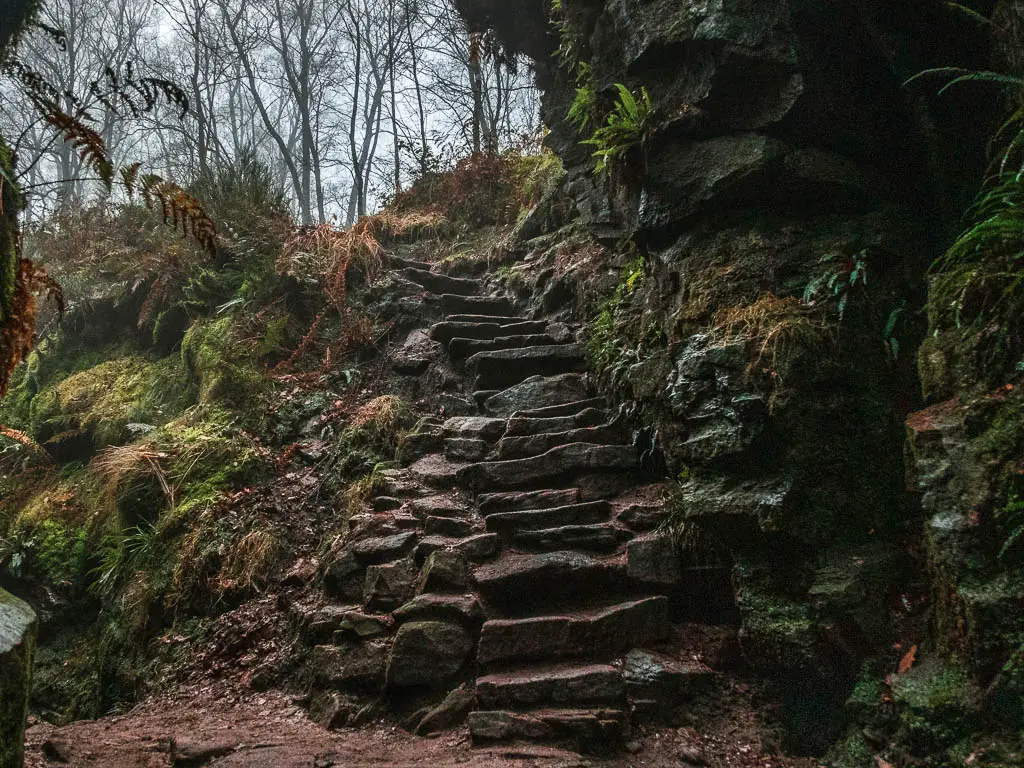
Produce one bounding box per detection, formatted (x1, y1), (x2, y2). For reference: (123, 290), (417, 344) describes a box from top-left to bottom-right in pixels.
(891, 660), (979, 753)
(181, 315), (268, 410)
(826, 728), (875, 768)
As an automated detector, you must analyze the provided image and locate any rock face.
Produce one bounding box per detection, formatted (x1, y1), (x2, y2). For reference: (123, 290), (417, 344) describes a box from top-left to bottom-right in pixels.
(0, 589), (36, 768)
(457, 0), (994, 754)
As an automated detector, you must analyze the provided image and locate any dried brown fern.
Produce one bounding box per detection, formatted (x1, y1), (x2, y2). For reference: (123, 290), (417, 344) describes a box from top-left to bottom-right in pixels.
(38, 105), (114, 189)
(133, 173), (218, 255)
(0, 424), (53, 464)
(0, 254), (64, 397)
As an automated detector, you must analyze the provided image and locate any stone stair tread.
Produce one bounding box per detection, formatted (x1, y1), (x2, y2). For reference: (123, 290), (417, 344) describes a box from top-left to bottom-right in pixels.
(457, 443), (638, 491)
(468, 345), (588, 390)
(493, 423), (628, 460)
(484, 375), (590, 417)
(477, 596), (671, 665)
(442, 416), (508, 442)
(512, 397), (607, 419)
(473, 550), (628, 614)
(512, 524), (632, 553)
(478, 488), (582, 516)
(484, 500), (612, 529)
(449, 334), (558, 359)
(476, 662), (625, 709)
(445, 314), (529, 325)
(440, 294), (515, 317)
(468, 707), (627, 751)
(504, 408), (607, 437)
(403, 267), (479, 296)
(430, 320), (547, 344)
(409, 454), (468, 489)
(390, 256), (432, 271)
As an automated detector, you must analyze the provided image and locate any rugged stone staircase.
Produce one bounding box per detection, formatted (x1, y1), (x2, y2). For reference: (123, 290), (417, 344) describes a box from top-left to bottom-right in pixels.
(311, 254), (717, 754)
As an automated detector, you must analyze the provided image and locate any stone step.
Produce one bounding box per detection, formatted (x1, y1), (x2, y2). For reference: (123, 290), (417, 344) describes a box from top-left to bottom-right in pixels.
(504, 408), (607, 438)
(390, 256), (432, 271)
(476, 663), (625, 709)
(477, 488), (582, 516)
(512, 524), (633, 553)
(473, 551), (626, 613)
(442, 416), (508, 443)
(512, 397), (608, 419)
(468, 708), (627, 753)
(484, 500), (612, 530)
(429, 320), (547, 344)
(476, 596), (671, 665)
(484, 375), (590, 417)
(457, 443), (638, 491)
(444, 437), (490, 462)
(445, 314), (529, 325)
(439, 294), (515, 317)
(402, 268), (479, 296)
(468, 345), (587, 390)
(409, 454), (467, 489)
(449, 334), (557, 359)
(493, 423), (628, 460)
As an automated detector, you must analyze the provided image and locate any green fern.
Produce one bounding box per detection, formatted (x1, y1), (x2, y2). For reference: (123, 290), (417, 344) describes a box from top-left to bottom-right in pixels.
(581, 84), (653, 175)
(998, 493), (1024, 561)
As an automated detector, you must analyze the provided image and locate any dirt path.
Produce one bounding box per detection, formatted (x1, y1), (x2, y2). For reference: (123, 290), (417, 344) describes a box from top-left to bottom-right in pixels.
(24, 680), (821, 768)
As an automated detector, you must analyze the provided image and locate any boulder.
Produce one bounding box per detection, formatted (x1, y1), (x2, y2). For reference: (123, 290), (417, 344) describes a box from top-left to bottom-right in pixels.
(0, 589), (35, 768)
(311, 641), (390, 690)
(626, 533), (682, 587)
(414, 683), (475, 735)
(418, 550), (470, 593)
(386, 621), (472, 688)
(363, 559), (418, 612)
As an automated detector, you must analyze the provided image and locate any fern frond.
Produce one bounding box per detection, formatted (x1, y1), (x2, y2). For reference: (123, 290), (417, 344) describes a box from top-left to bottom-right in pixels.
(0, 425), (53, 463)
(946, 2), (992, 25)
(139, 174), (217, 254)
(121, 162), (142, 196)
(38, 105), (114, 189)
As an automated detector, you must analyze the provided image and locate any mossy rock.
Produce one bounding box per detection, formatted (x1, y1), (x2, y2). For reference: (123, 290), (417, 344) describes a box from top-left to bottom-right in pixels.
(0, 588), (36, 768)
(891, 659), (980, 753)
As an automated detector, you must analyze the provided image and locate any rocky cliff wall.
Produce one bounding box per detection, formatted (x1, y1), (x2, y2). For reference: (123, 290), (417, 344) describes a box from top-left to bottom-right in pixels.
(459, 0), (1005, 757)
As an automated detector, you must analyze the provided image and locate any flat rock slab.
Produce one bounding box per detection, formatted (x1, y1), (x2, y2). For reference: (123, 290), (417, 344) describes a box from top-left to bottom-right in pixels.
(513, 524), (632, 553)
(441, 294), (515, 317)
(431, 320), (547, 344)
(409, 454), (467, 489)
(485, 501), (613, 532)
(468, 708), (627, 752)
(445, 314), (529, 325)
(484, 375), (589, 417)
(478, 488), (582, 516)
(512, 397), (607, 419)
(626, 533), (682, 587)
(408, 495), (472, 519)
(468, 345), (587, 390)
(453, 532), (499, 560)
(364, 560), (418, 612)
(444, 437), (490, 462)
(473, 551), (626, 611)
(403, 268), (479, 296)
(477, 597), (671, 665)
(443, 416), (508, 442)
(494, 423), (626, 460)
(504, 408), (607, 437)
(393, 593), (485, 625)
(450, 334), (556, 359)
(350, 532), (418, 564)
(425, 516), (475, 538)
(477, 663), (625, 709)
(457, 443), (638, 491)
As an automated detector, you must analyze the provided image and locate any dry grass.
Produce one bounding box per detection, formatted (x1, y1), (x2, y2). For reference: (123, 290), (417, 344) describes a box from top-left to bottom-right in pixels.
(92, 442), (174, 508)
(710, 294), (829, 383)
(218, 529), (280, 593)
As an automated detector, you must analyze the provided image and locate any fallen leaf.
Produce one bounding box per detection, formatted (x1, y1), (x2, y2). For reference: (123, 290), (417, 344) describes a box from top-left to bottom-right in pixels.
(897, 644), (918, 675)
(876, 759), (894, 768)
